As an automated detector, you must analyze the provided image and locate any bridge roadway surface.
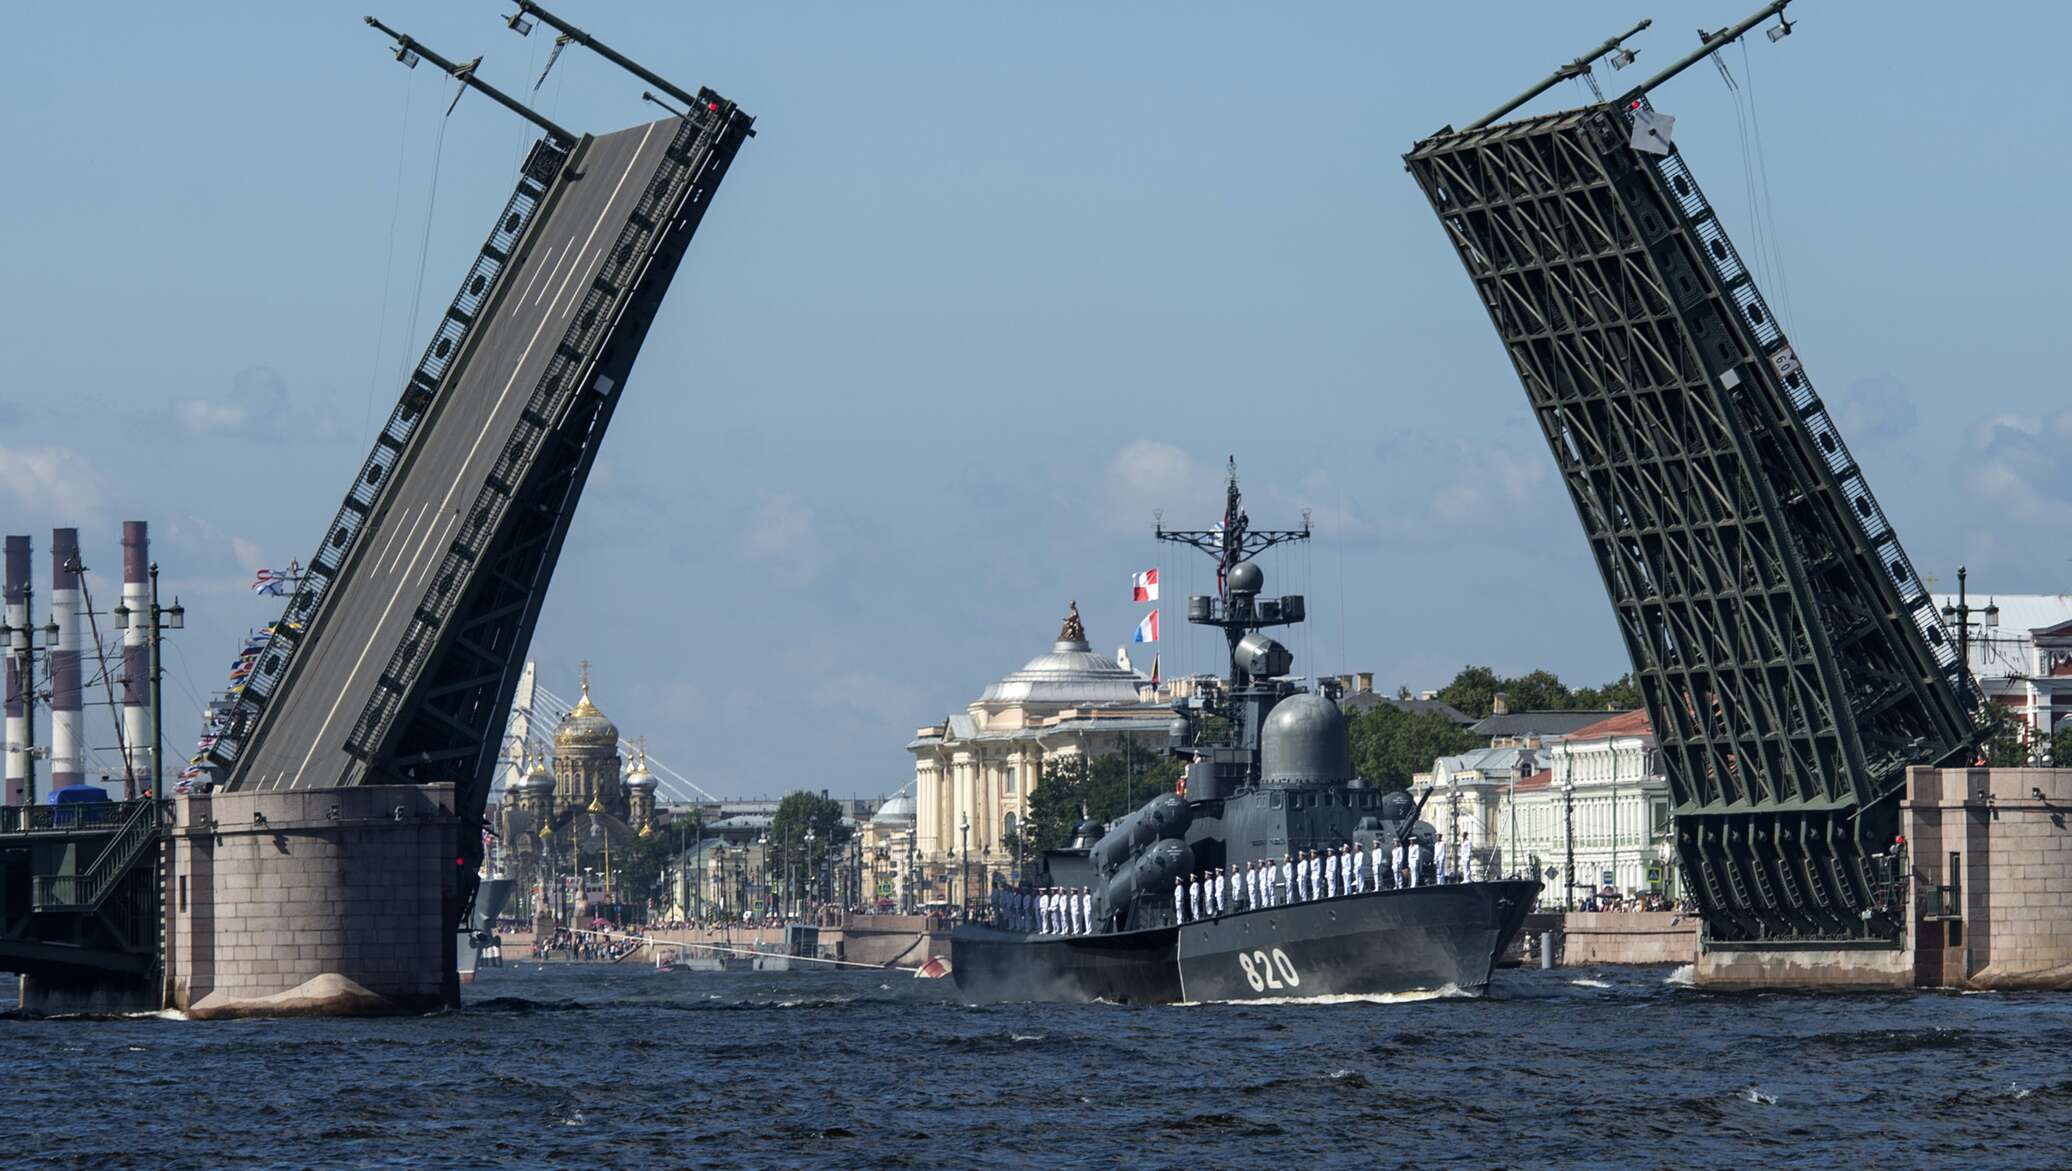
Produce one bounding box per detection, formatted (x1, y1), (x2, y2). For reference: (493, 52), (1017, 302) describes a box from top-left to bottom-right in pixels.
(239, 119), (677, 792)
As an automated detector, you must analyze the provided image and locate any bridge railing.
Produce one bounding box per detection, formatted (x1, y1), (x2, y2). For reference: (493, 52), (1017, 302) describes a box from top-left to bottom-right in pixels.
(30, 799), (163, 912)
(1624, 97), (1975, 708)
(0, 800), (146, 836)
(343, 114), (720, 762)
(207, 140), (572, 772)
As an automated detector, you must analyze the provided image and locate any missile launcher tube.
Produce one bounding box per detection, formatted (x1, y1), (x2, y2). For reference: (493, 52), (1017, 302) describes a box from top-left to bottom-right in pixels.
(1099, 838), (1191, 924)
(1089, 793), (1192, 874)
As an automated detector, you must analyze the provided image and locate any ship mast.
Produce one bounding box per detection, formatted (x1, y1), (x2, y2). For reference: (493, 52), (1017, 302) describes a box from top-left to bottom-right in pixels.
(1154, 457), (1311, 680)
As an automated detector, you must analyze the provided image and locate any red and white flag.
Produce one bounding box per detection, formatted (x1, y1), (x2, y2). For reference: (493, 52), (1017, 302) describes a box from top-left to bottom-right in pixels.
(1131, 568), (1159, 602)
(1132, 609), (1159, 643)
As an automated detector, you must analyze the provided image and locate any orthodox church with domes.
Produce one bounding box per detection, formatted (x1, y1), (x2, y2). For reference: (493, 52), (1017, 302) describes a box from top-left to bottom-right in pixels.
(493, 665), (658, 919)
(906, 603), (1187, 895)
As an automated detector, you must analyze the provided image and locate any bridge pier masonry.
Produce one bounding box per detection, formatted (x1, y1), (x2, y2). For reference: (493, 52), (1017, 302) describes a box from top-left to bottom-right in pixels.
(161, 784), (460, 1019)
(1695, 766), (2072, 991)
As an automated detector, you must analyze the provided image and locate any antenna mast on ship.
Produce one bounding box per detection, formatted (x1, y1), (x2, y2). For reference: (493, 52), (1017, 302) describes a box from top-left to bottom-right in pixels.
(1154, 457), (1311, 678)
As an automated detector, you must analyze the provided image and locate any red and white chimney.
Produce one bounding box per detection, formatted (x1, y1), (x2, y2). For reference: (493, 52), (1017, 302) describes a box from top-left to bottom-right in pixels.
(49, 528), (82, 793)
(121, 522), (149, 797)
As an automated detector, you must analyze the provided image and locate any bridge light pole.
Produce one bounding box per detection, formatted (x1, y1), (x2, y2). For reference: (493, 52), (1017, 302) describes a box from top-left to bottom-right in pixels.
(112, 564), (182, 800)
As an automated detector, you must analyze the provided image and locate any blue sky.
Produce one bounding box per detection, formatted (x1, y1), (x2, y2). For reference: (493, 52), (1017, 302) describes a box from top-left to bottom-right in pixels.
(3, 2), (2067, 799)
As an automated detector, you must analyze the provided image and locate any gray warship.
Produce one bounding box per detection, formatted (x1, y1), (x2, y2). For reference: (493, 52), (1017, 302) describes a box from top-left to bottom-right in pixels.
(951, 462), (1538, 1002)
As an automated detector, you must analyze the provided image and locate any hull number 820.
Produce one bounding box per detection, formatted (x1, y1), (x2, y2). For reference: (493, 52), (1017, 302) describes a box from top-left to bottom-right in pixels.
(1237, 947), (1301, 992)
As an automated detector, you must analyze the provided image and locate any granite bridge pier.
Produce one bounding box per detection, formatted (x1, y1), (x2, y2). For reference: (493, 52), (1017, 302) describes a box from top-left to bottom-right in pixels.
(0, 6), (754, 1016)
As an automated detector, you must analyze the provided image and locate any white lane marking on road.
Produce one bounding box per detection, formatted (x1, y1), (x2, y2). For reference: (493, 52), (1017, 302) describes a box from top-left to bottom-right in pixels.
(516, 240), (563, 307)
(531, 239), (574, 308)
(286, 125), (658, 787)
(550, 247), (602, 323)
(380, 502), (431, 577)
(405, 511), (458, 589)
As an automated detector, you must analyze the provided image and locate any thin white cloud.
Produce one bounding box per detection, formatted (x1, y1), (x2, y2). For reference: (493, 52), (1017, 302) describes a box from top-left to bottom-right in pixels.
(160, 366), (340, 443)
(0, 444), (110, 518)
(1965, 409), (2072, 526)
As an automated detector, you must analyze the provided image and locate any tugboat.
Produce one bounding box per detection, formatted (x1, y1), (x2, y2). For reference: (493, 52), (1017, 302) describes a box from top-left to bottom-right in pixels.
(951, 461), (1538, 1002)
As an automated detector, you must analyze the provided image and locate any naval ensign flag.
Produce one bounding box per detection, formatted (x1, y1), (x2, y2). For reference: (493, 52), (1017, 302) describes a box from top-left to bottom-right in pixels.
(1131, 568), (1160, 602)
(1133, 609), (1159, 643)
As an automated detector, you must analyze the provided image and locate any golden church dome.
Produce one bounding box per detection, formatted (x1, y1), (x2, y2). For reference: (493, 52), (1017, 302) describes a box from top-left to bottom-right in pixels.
(554, 672), (619, 750)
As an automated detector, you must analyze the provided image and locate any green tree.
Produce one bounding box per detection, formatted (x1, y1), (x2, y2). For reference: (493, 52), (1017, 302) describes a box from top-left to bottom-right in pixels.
(1020, 743), (1183, 855)
(1437, 665), (1504, 719)
(2053, 724), (2072, 768)
(1979, 704), (2036, 767)
(1503, 668), (1573, 713)
(609, 829), (682, 915)
(1435, 664), (1643, 717)
(1572, 672), (1644, 712)
(1345, 704), (1483, 791)
(767, 790), (852, 897)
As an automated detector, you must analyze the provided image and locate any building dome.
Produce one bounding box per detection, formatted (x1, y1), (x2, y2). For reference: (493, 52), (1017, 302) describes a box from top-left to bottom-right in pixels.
(979, 603), (1144, 706)
(624, 753), (657, 793)
(1260, 692), (1352, 786)
(521, 759), (555, 794)
(554, 675), (619, 749)
(871, 794), (916, 826)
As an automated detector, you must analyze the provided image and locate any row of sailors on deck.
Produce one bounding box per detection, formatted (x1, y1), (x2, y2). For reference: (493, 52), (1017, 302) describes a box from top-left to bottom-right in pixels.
(991, 887), (1096, 935)
(1173, 838), (1464, 924)
(991, 836), (1474, 935)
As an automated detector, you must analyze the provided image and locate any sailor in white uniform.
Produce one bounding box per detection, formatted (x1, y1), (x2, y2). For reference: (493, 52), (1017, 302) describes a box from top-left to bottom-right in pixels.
(1080, 887), (1093, 934)
(1408, 839), (1424, 888)
(1342, 844), (1358, 895)
(1189, 873), (1202, 922)
(1372, 840), (1388, 892)
(1173, 876), (1187, 924)
(1293, 851), (1309, 902)
(1245, 860), (1261, 909)
(1311, 849), (1325, 900)
(1279, 855), (1295, 906)
(1434, 837), (1451, 885)
(1391, 841), (1407, 890)
(1324, 847), (1339, 899)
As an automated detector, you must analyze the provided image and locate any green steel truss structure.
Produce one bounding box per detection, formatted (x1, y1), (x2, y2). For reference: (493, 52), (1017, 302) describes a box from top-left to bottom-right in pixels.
(1405, 98), (1981, 945)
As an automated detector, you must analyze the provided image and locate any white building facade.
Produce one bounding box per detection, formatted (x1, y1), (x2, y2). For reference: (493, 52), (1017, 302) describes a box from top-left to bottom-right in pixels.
(1419, 709), (1676, 905)
(1930, 593), (2072, 745)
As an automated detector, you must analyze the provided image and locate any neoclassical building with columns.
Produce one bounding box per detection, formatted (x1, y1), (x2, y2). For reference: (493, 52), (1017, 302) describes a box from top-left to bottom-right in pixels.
(906, 604), (1176, 895)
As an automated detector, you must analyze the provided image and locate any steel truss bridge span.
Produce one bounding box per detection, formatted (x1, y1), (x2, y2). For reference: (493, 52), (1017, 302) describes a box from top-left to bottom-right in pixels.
(212, 96), (753, 908)
(1405, 85), (1980, 946)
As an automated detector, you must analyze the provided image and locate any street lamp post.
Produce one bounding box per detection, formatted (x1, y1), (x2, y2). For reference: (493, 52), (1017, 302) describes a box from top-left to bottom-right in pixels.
(959, 811), (971, 920)
(1560, 776), (1576, 912)
(905, 829), (917, 914)
(111, 564), (183, 801)
(803, 827), (816, 920)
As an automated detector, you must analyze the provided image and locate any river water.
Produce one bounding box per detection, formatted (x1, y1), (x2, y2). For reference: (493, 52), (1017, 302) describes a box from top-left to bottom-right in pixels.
(3, 962), (2069, 1169)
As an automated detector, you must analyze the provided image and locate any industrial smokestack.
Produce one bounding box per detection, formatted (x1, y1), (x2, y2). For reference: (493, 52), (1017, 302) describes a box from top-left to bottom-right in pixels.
(121, 522), (149, 797)
(49, 528), (82, 795)
(4, 536), (26, 806)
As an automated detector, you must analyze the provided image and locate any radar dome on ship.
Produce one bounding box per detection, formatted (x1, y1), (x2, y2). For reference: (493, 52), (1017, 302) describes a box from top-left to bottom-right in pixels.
(1259, 692), (1352, 786)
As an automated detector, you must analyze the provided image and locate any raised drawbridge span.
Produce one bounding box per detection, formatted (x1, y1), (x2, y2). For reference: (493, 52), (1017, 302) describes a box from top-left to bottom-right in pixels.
(208, 7), (753, 921)
(1405, 3), (1983, 947)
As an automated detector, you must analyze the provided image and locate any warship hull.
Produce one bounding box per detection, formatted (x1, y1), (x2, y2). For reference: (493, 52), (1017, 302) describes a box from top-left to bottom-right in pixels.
(951, 880), (1537, 1004)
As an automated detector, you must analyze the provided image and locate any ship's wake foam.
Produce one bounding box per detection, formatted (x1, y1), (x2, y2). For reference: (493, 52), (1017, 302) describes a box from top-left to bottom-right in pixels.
(1184, 983), (1471, 1006)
